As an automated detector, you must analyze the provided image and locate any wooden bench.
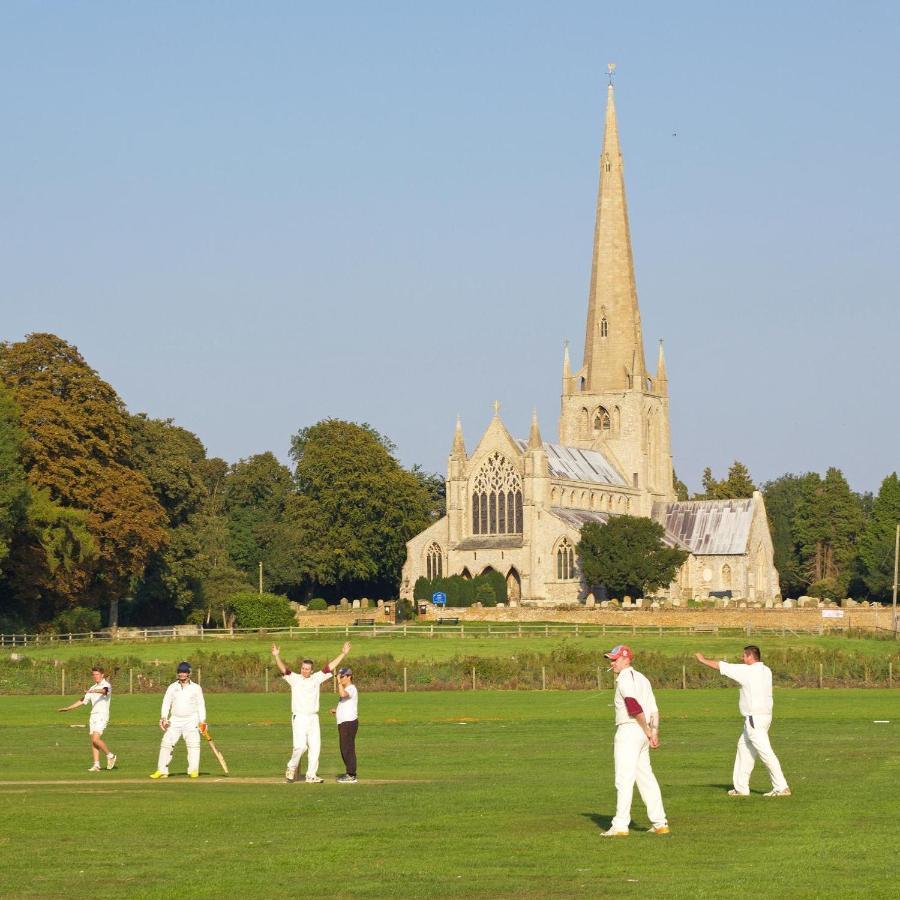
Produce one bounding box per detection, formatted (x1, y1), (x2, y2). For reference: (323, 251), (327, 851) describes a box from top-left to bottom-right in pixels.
(692, 624), (719, 634)
(437, 617), (460, 625)
(353, 618), (375, 626)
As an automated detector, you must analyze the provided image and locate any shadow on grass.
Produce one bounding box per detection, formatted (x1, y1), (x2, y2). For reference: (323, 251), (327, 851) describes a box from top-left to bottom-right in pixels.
(581, 812), (614, 831)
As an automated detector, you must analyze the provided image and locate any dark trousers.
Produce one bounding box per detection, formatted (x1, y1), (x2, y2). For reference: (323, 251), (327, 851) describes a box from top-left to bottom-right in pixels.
(338, 719), (358, 776)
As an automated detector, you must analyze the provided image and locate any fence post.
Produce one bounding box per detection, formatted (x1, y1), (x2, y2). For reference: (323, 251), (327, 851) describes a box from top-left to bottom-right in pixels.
(403, 667), (408, 693)
(61, 667), (65, 696)
(430, 624), (434, 637)
(472, 666), (476, 691)
(682, 665), (686, 690)
(818, 663), (823, 689)
(575, 624), (579, 636)
(889, 661), (893, 688)
(265, 668), (269, 693)
(129, 668), (133, 695)
(542, 666), (546, 690)
(545, 624), (549, 637)
(596, 666), (601, 690)
(518, 624), (522, 638)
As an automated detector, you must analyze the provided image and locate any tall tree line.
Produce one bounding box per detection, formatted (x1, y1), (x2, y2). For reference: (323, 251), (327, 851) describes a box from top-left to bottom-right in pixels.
(696, 461), (898, 600)
(0, 334), (442, 631)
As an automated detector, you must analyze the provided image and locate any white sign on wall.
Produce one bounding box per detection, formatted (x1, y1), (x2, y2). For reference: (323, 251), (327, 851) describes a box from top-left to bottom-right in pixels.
(821, 610), (845, 619)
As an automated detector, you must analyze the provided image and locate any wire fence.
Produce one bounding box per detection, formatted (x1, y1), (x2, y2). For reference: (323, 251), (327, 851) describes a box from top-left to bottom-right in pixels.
(4, 645), (898, 695)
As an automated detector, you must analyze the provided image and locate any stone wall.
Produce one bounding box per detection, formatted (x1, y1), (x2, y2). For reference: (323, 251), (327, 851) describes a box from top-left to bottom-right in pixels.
(294, 603), (891, 632)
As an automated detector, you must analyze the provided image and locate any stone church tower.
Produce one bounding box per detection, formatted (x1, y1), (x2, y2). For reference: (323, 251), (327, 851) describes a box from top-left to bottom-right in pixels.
(400, 80), (779, 606)
(558, 84), (674, 515)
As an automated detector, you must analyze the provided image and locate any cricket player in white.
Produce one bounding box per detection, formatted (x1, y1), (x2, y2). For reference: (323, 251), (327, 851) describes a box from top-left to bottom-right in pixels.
(150, 661), (207, 779)
(272, 641), (350, 783)
(602, 645), (669, 837)
(58, 665), (117, 772)
(695, 645), (791, 797)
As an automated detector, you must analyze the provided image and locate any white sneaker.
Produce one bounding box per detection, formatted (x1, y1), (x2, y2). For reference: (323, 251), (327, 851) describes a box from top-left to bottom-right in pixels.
(305, 775), (324, 784)
(764, 788), (792, 797)
(601, 827), (628, 837)
(106, 754), (117, 770)
(285, 766), (298, 783)
(88, 763), (101, 772)
(727, 789), (750, 796)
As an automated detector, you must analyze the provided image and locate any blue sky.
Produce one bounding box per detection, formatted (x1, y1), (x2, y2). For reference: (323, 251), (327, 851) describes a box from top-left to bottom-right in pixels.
(2, 2), (898, 494)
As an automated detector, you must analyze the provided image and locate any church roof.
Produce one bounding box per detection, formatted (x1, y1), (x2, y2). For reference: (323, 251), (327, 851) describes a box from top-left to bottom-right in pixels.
(549, 507), (689, 550)
(652, 499), (754, 555)
(515, 440), (626, 486)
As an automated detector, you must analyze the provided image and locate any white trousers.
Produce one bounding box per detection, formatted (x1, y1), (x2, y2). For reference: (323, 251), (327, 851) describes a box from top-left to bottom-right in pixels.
(158, 716), (201, 774)
(612, 724), (667, 831)
(288, 713), (321, 777)
(733, 715), (789, 793)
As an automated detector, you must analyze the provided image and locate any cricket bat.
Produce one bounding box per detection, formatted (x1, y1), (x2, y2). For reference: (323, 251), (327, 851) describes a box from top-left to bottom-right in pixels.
(201, 727), (229, 774)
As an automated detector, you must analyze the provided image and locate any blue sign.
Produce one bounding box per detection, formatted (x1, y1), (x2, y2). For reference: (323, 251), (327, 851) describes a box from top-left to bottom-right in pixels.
(432, 591), (447, 607)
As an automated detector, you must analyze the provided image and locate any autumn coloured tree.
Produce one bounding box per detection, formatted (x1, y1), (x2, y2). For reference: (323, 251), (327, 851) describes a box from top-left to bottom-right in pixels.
(0, 334), (168, 620)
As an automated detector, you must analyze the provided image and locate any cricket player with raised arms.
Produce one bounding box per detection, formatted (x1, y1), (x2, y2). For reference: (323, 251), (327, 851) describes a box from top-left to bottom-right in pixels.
(272, 641), (350, 783)
(151, 660), (207, 779)
(58, 665), (117, 772)
(695, 645), (791, 797)
(602, 644), (669, 837)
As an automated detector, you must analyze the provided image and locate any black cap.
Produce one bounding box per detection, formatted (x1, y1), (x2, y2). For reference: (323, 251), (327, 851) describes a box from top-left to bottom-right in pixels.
(177, 661), (192, 673)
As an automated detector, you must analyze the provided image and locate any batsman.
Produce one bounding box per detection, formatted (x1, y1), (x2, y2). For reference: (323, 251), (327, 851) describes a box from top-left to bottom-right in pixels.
(151, 661), (207, 779)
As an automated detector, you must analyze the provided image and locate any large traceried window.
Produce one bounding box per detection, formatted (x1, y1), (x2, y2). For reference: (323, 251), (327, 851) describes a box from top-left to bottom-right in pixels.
(425, 543), (443, 581)
(556, 538), (576, 580)
(471, 452), (523, 535)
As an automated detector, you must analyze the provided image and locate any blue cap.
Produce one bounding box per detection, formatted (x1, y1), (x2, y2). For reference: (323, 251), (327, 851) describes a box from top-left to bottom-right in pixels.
(177, 661), (192, 673)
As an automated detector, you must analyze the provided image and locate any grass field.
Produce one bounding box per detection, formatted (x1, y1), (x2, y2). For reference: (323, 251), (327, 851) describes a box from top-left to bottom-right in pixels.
(0, 688), (896, 898)
(13, 629), (900, 665)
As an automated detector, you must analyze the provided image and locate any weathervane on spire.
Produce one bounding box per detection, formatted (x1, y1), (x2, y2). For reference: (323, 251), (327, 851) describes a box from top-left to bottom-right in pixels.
(607, 62), (616, 85)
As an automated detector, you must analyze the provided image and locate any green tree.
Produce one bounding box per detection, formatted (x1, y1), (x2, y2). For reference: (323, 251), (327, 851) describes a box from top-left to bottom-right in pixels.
(577, 517), (689, 598)
(696, 461), (755, 499)
(0, 384), (29, 565)
(287, 420), (433, 597)
(793, 468), (864, 593)
(224, 452), (299, 592)
(858, 473), (900, 601)
(126, 415), (211, 624)
(0, 334), (167, 619)
(761, 473), (809, 597)
(672, 469), (689, 501)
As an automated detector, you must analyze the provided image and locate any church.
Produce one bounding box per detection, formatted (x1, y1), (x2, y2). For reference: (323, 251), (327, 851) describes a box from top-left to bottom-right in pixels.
(401, 82), (779, 606)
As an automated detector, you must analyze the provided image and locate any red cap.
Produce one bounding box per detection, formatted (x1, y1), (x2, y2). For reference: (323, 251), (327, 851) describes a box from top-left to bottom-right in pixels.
(604, 644), (633, 661)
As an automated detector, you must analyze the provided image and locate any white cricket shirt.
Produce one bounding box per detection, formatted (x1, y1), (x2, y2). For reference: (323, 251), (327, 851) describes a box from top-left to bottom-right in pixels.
(614, 667), (659, 726)
(283, 669), (332, 716)
(160, 680), (207, 723)
(83, 678), (111, 717)
(719, 661), (774, 717)
(335, 683), (358, 724)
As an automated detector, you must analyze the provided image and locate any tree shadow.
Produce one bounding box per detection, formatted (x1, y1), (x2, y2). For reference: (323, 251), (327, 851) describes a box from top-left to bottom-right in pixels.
(582, 812), (615, 831)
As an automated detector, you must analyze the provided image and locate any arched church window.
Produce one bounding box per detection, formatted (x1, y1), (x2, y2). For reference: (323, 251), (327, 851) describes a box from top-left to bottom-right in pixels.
(580, 408), (589, 440)
(425, 543), (443, 581)
(600, 317), (608, 338)
(593, 407), (611, 435)
(556, 538), (576, 580)
(471, 452), (523, 536)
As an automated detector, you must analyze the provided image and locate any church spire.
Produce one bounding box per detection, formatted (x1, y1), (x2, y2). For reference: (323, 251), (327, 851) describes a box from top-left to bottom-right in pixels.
(581, 78), (647, 392)
(527, 407), (543, 450)
(451, 415), (467, 459)
(656, 339), (668, 395)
